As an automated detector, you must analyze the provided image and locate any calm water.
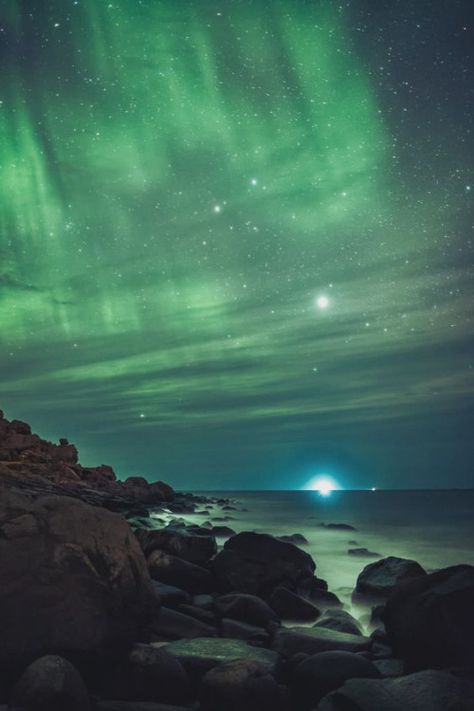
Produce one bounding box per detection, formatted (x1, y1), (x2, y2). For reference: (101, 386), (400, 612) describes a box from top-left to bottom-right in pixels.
(178, 490), (474, 607)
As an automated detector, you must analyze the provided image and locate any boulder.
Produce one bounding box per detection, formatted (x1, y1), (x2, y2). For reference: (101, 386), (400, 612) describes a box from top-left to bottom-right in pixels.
(176, 604), (216, 625)
(212, 525), (236, 538)
(151, 581), (191, 608)
(136, 525), (217, 565)
(0, 491), (155, 673)
(348, 548), (381, 558)
(199, 659), (284, 711)
(10, 655), (92, 711)
(215, 593), (279, 628)
(129, 643), (191, 704)
(291, 651), (380, 709)
(278, 533), (308, 545)
(354, 556), (426, 599)
(164, 638), (278, 682)
(220, 618), (270, 644)
(152, 607), (217, 640)
(147, 550), (213, 594)
(273, 626), (371, 658)
(316, 670), (474, 711)
(315, 609), (363, 636)
(320, 523), (356, 531)
(383, 564), (474, 669)
(211, 531), (316, 597)
(268, 587), (321, 621)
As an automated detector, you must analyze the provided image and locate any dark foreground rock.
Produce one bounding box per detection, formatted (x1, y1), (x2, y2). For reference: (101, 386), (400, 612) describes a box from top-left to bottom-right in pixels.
(215, 593), (279, 628)
(147, 550), (213, 594)
(199, 659), (286, 711)
(316, 669), (474, 711)
(291, 651), (380, 709)
(268, 586), (321, 621)
(10, 655), (92, 711)
(273, 626), (371, 658)
(354, 556), (426, 599)
(136, 525), (217, 565)
(164, 637), (278, 682)
(0, 490), (155, 674)
(129, 644), (191, 704)
(211, 531), (316, 597)
(314, 609), (363, 636)
(383, 564), (474, 669)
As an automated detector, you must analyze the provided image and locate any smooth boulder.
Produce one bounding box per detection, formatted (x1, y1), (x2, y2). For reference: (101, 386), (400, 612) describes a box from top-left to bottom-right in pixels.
(316, 669), (474, 711)
(383, 564), (474, 669)
(10, 655), (92, 711)
(215, 593), (279, 628)
(147, 550), (213, 594)
(152, 607), (217, 640)
(129, 644), (191, 704)
(354, 556), (426, 599)
(0, 491), (155, 671)
(199, 659), (284, 711)
(291, 651), (380, 709)
(268, 586), (321, 621)
(211, 531), (316, 597)
(273, 626), (371, 658)
(315, 609), (363, 636)
(136, 525), (217, 565)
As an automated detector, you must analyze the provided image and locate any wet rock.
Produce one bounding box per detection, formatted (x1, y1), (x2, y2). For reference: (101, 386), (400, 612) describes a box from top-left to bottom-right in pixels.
(212, 525), (236, 538)
(354, 556), (426, 600)
(316, 669), (474, 711)
(10, 655), (91, 711)
(0, 491), (155, 673)
(137, 525), (217, 565)
(373, 658), (405, 678)
(215, 593), (279, 629)
(291, 651), (380, 709)
(220, 618), (270, 644)
(273, 626), (371, 658)
(151, 581), (191, 608)
(320, 523), (356, 531)
(147, 550), (213, 594)
(211, 531), (316, 597)
(315, 609), (363, 636)
(129, 643), (191, 704)
(164, 637), (278, 682)
(192, 594), (215, 610)
(176, 604), (216, 625)
(152, 607), (217, 640)
(348, 548), (381, 558)
(268, 586), (321, 621)
(383, 564), (474, 669)
(199, 659), (284, 711)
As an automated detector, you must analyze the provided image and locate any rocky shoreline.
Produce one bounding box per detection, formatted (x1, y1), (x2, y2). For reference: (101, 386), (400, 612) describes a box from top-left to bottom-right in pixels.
(1, 410), (474, 710)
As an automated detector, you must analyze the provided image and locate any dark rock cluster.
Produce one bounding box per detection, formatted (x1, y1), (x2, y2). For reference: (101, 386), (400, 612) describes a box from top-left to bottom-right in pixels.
(1, 409), (474, 710)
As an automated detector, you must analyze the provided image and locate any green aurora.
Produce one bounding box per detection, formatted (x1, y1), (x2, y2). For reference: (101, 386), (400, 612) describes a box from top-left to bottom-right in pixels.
(1, 0), (473, 488)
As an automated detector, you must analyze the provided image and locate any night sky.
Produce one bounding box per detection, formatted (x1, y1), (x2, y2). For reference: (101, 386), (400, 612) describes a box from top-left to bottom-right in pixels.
(1, 0), (473, 490)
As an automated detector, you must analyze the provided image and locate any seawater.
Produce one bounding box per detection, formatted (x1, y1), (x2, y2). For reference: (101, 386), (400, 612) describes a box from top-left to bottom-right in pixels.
(179, 490), (474, 606)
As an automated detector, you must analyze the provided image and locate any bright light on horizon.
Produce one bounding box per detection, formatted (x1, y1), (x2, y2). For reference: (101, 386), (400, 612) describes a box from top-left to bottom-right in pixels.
(316, 295), (330, 309)
(303, 475), (340, 496)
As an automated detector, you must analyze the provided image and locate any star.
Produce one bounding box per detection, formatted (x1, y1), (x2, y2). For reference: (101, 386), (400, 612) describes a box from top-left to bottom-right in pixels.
(316, 295), (330, 309)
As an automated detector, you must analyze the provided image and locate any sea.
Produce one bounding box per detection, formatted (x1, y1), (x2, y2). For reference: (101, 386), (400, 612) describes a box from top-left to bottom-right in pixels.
(162, 489), (474, 610)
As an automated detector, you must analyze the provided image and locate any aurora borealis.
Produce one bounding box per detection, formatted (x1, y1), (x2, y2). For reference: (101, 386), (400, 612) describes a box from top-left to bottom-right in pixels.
(1, 0), (472, 489)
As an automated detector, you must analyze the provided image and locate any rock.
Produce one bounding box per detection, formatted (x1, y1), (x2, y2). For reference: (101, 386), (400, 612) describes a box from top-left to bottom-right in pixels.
(176, 604), (216, 625)
(307, 581), (342, 610)
(151, 581), (191, 608)
(373, 658), (405, 678)
(348, 548), (381, 558)
(320, 523), (356, 531)
(220, 618), (270, 644)
(383, 564), (474, 669)
(211, 531), (316, 597)
(0, 491), (155, 673)
(164, 638), (278, 682)
(315, 669), (474, 711)
(268, 586), (321, 621)
(147, 550), (213, 594)
(152, 607), (217, 640)
(273, 626), (371, 658)
(136, 525), (217, 565)
(354, 556), (426, 599)
(291, 651), (380, 709)
(199, 659), (284, 711)
(315, 609), (363, 636)
(212, 525), (236, 538)
(192, 594), (215, 610)
(10, 655), (92, 711)
(215, 593), (279, 629)
(129, 643), (191, 704)
(278, 533), (308, 544)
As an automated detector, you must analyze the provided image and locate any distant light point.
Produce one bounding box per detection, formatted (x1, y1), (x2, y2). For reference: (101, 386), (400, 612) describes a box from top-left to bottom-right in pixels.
(213, 205), (222, 213)
(251, 178), (258, 186)
(139, 413), (145, 419)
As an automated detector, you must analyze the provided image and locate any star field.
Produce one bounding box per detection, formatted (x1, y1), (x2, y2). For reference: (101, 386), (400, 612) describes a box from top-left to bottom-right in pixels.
(0, 0), (473, 489)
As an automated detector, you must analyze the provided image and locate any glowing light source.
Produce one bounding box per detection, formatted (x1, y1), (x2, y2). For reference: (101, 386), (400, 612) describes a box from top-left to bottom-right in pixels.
(303, 475), (340, 496)
(316, 295), (330, 309)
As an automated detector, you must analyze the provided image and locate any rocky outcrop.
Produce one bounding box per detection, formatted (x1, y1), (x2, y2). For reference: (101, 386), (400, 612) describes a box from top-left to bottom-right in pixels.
(383, 564), (474, 670)
(10, 655), (92, 711)
(353, 556), (426, 600)
(0, 490), (156, 674)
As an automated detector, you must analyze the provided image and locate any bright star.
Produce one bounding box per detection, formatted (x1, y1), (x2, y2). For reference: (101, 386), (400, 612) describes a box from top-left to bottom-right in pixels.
(251, 178), (258, 186)
(213, 205), (222, 213)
